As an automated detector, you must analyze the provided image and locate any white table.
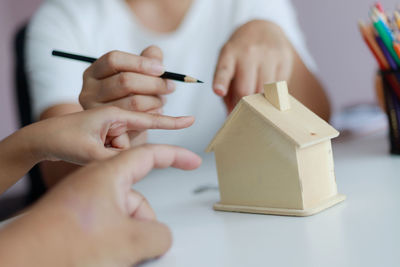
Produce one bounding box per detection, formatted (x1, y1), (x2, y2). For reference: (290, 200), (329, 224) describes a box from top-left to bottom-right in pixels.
(0, 131), (398, 266)
(138, 131), (400, 267)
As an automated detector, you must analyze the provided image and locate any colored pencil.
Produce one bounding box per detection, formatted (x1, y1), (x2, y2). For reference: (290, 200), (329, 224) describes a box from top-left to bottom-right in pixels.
(52, 50), (203, 83)
(360, 2), (400, 154)
(372, 15), (400, 66)
(376, 36), (397, 69)
(375, 2), (384, 13)
(394, 42), (400, 59)
(358, 21), (389, 69)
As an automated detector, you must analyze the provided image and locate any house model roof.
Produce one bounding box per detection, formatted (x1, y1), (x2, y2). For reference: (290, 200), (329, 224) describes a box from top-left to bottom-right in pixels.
(206, 82), (339, 151)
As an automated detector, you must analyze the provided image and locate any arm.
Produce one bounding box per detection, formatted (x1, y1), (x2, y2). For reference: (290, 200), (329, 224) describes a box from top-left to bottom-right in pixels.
(288, 43), (331, 121)
(38, 103), (82, 187)
(213, 20), (331, 121)
(0, 106), (195, 192)
(0, 127), (42, 194)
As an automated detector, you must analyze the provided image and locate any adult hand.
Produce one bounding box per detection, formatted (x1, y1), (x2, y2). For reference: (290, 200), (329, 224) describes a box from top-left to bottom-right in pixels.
(80, 46), (175, 113)
(213, 20), (295, 113)
(25, 106), (194, 165)
(79, 46), (176, 146)
(0, 145), (202, 266)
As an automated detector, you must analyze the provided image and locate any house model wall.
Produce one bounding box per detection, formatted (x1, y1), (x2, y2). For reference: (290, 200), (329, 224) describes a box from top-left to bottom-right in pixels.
(206, 81), (345, 216)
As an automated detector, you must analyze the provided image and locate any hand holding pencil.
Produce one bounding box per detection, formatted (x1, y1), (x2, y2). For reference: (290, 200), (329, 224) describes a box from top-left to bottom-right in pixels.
(79, 46), (174, 113)
(77, 46), (177, 147)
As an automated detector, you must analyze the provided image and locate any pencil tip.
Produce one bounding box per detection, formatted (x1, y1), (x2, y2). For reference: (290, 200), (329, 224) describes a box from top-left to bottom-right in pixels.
(197, 80), (204, 83)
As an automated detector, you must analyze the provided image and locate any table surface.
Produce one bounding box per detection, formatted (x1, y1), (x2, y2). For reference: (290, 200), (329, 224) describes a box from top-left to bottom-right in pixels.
(137, 131), (400, 267)
(1, 131), (399, 267)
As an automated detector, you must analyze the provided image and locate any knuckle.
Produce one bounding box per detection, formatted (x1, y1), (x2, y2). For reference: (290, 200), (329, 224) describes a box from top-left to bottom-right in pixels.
(136, 57), (147, 73)
(217, 63), (231, 76)
(78, 92), (86, 106)
(129, 96), (140, 111)
(159, 79), (169, 92)
(83, 68), (91, 80)
(78, 90), (93, 109)
(118, 73), (132, 92)
(243, 44), (258, 55)
(104, 50), (120, 68)
(154, 97), (163, 108)
(152, 114), (163, 128)
(221, 43), (233, 56)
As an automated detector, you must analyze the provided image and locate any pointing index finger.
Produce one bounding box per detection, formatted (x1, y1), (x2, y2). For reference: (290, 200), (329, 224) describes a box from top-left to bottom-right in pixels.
(124, 112), (195, 131)
(213, 45), (236, 96)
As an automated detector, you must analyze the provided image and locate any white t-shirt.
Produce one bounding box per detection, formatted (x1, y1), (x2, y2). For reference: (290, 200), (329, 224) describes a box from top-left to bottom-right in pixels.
(26, 0), (316, 153)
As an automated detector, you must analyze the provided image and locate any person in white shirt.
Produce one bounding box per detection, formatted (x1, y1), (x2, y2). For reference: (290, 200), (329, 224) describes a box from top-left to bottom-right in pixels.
(26, 0), (330, 186)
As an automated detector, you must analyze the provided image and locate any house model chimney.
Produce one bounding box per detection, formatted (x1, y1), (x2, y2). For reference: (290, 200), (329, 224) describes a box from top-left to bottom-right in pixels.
(264, 81), (291, 111)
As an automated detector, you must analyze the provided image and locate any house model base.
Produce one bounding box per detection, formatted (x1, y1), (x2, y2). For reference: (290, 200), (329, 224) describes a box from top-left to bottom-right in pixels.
(206, 81), (346, 217)
(214, 194), (346, 217)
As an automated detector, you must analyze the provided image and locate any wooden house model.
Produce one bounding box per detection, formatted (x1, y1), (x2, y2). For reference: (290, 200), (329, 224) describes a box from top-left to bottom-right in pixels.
(206, 81), (345, 216)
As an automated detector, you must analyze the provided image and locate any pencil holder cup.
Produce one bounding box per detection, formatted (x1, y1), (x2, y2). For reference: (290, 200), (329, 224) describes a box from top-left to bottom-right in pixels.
(379, 70), (400, 155)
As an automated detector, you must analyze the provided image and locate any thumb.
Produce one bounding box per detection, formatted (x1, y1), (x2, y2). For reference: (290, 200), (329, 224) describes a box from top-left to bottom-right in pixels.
(126, 220), (172, 265)
(103, 144), (202, 186)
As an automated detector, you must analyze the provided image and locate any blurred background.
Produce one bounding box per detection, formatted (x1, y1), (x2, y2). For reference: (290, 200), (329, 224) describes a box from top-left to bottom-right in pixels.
(2, 0), (396, 138)
(0, 0), (396, 202)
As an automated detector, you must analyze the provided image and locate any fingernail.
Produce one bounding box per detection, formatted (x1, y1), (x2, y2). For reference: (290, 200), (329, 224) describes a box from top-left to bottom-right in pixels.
(149, 60), (165, 75)
(166, 80), (176, 92)
(214, 84), (226, 96)
(179, 116), (195, 125)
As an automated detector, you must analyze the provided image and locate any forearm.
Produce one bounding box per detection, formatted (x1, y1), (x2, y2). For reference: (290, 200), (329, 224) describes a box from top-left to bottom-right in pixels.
(0, 127), (42, 194)
(289, 47), (331, 121)
(39, 103), (83, 188)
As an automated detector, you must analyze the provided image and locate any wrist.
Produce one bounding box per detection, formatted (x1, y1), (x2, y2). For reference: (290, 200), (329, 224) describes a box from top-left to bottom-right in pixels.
(18, 124), (47, 165)
(0, 126), (46, 192)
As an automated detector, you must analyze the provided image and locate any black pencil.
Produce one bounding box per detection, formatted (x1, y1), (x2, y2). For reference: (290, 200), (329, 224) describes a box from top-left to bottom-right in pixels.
(52, 50), (203, 83)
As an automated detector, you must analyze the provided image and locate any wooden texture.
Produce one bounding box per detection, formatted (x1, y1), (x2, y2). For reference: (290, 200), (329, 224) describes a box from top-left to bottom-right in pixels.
(213, 194), (346, 217)
(296, 140), (338, 209)
(264, 81), (291, 111)
(207, 82), (344, 217)
(207, 93), (339, 151)
(214, 103), (303, 209)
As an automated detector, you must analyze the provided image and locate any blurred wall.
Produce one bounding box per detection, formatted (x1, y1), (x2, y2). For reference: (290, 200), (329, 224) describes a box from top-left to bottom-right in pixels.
(0, 0), (42, 140)
(0, 0), (398, 140)
(292, 0), (399, 112)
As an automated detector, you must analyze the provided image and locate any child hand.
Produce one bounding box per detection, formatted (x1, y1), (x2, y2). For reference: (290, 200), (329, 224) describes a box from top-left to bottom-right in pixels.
(213, 20), (295, 113)
(0, 145), (202, 266)
(25, 106), (194, 165)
